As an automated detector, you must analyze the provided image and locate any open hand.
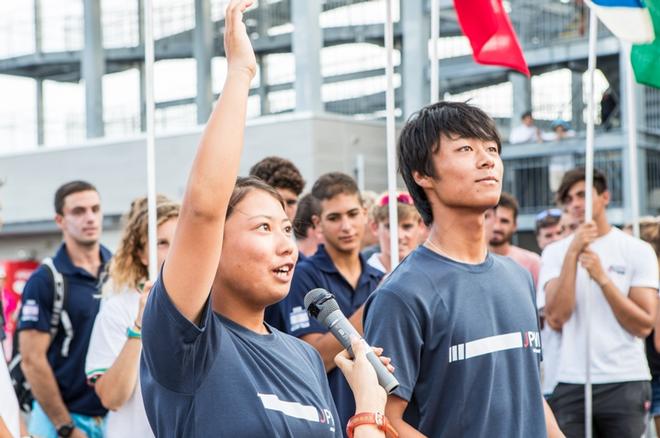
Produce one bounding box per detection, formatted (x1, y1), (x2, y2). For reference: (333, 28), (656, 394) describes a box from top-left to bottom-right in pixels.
(224, 0), (257, 79)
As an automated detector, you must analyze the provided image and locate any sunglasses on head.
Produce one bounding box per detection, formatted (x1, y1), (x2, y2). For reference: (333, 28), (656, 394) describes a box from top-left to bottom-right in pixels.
(535, 208), (562, 222)
(378, 193), (414, 207)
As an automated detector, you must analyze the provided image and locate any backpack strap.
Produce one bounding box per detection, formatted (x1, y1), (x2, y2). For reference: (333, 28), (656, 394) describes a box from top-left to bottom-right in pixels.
(42, 257), (73, 357)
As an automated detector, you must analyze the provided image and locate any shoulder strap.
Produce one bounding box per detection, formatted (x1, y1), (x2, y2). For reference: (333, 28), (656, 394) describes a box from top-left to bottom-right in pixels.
(42, 257), (73, 357)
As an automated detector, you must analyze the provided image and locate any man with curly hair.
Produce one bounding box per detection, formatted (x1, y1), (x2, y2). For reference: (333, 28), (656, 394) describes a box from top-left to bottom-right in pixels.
(249, 156), (305, 221)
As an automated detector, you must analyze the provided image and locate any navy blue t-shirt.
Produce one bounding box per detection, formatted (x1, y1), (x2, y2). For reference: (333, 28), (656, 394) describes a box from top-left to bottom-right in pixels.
(279, 244), (384, 431)
(140, 273), (342, 438)
(18, 243), (111, 417)
(364, 247), (546, 438)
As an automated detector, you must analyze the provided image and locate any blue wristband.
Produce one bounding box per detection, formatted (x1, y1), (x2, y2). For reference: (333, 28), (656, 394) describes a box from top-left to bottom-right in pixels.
(126, 326), (142, 339)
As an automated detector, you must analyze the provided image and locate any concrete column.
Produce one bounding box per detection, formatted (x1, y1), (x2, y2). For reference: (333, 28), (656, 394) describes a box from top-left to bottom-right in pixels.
(258, 55), (270, 115)
(194, 0), (214, 124)
(509, 71), (532, 132)
(36, 79), (45, 145)
(402, 0), (430, 118)
(292, 0), (323, 113)
(35, 0), (45, 145)
(571, 70), (584, 132)
(138, 0), (146, 132)
(619, 47), (647, 219)
(82, 0), (105, 138)
(34, 0), (42, 53)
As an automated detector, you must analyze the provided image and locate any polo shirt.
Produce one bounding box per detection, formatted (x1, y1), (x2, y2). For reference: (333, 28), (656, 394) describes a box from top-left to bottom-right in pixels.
(18, 243), (111, 417)
(280, 244), (384, 431)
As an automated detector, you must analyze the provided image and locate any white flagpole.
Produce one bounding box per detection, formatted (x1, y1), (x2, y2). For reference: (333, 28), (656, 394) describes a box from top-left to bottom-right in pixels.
(385, 0), (399, 270)
(430, 0), (439, 103)
(143, 0), (158, 281)
(623, 42), (641, 238)
(584, 7), (598, 438)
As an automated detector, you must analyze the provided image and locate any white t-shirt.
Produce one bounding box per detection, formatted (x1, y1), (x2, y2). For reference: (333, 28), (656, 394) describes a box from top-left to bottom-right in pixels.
(366, 253), (387, 274)
(0, 359), (20, 438)
(509, 124), (538, 144)
(85, 289), (154, 438)
(538, 227), (659, 384)
(536, 287), (562, 396)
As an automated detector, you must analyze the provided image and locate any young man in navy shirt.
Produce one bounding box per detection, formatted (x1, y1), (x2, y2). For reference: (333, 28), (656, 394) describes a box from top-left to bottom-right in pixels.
(363, 102), (563, 437)
(280, 172), (384, 430)
(19, 181), (111, 438)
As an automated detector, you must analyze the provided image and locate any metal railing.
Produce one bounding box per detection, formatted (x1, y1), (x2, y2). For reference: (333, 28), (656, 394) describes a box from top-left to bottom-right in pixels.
(503, 145), (624, 215)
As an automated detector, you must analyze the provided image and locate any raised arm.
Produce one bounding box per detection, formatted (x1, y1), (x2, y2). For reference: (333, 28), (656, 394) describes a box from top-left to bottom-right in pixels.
(162, 0), (256, 324)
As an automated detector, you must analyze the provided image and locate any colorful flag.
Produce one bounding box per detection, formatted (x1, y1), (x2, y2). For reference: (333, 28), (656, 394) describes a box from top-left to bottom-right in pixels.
(586, 0), (655, 43)
(453, 0), (529, 77)
(631, 0), (660, 88)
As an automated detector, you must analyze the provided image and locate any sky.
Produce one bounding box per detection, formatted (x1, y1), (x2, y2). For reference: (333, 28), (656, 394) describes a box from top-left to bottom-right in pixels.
(0, 0), (607, 153)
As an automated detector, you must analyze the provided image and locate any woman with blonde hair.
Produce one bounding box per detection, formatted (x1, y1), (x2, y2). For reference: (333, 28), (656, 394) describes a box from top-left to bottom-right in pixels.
(84, 195), (179, 438)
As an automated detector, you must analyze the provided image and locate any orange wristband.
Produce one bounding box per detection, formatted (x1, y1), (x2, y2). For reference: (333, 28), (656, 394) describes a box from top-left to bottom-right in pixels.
(346, 412), (398, 438)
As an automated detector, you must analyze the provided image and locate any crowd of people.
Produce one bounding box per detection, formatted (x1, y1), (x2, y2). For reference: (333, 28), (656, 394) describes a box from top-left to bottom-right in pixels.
(1, 1), (659, 437)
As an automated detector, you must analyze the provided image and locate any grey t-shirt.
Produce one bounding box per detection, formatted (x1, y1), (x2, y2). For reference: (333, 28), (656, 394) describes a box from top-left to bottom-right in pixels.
(364, 247), (546, 438)
(140, 274), (342, 438)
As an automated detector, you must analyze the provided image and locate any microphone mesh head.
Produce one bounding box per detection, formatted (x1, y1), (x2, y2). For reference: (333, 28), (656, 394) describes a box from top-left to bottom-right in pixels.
(304, 288), (340, 326)
(316, 298), (340, 325)
(304, 288), (329, 310)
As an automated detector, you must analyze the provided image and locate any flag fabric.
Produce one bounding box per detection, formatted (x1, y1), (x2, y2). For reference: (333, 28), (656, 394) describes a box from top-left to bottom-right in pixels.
(453, 0), (530, 77)
(631, 0), (660, 88)
(586, 0), (656, 43)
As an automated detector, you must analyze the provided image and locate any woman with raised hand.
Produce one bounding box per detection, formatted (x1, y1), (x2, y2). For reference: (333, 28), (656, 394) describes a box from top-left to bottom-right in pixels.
(139, 1), (394, 437)
(85, 195), (179, 438)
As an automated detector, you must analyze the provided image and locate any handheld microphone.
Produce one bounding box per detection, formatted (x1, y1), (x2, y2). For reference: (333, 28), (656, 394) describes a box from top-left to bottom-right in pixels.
(304, 288), (399, 394)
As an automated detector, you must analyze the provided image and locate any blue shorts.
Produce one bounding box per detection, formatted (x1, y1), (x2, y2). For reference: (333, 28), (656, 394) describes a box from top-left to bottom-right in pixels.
(651, 376), (660, 417)
(29, 401), (105, 438)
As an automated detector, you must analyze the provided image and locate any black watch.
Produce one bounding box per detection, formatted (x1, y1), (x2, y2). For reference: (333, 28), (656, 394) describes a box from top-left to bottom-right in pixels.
(56, 422), (75, 437)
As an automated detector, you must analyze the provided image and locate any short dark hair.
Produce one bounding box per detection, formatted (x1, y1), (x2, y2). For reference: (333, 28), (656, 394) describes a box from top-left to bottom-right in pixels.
(311, 172), (360, 204)
(556, 168), (608, 205)
(227, 176), (284, 219)
(397, 101), (501, 226)
(497, 192), (519, 222)
(249, 156), (305, 195)
(54, 180), (98, 215)
(521, 110), (532, 120)
(293, 193), (321, 240)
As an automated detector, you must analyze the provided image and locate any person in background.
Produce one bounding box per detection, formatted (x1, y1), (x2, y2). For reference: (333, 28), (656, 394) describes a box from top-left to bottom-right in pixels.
(535, 209), (563, 251)
(509, 110), (542, 144)
(280, 172), (384, 430)
(360, 190), (380, 259)
(19, 180), (110, 438)
(85, 196), (179, 438)
(535, 208), (575, 401)
(542, 119), (576, 142)
(486, 192), (541, 285)
(249, 156), (305, 221)
(293, 193), (323, 260)
(366, 191), (422, 275)
(541, 168), (657, 437)
(624, 217), (660, 435)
